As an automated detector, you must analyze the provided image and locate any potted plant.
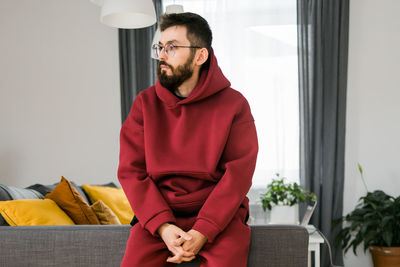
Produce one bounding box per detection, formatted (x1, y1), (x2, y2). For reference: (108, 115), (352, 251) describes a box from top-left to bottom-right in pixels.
(260, 174), (316, 224)
(334, 164), (400, 267)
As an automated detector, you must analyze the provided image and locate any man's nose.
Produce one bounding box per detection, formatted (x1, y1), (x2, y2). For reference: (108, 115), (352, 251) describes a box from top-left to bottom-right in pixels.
(158, 47), (167, 61)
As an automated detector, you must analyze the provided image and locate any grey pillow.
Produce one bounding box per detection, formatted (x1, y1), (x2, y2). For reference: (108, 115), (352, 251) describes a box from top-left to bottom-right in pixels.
(0, 184), (43, 200)
(26, 183), (56, 197)
(27, 182), (91, 204)
(0, 185), (12, 201)
(99, 182), (118, 188)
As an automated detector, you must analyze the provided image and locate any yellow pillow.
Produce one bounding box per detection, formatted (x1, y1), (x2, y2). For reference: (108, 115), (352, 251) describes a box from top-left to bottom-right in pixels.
(0, 199), (75, 226)
(82, 184), (133, 224)
(91, 200), (121, 225)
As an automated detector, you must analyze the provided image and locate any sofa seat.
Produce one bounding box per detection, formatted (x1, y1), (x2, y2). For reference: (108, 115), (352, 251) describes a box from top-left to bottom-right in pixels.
(0, 224), (308, 267)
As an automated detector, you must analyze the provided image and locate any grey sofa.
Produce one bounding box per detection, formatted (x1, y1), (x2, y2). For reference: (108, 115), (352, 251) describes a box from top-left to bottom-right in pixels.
(0, 224), (308, 267)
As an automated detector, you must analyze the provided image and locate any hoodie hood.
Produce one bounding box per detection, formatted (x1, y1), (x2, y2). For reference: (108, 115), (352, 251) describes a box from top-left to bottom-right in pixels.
(155, 48), (231, 108)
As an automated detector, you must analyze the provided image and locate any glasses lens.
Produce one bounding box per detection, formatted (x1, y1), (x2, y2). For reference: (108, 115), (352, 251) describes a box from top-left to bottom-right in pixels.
(166, 44), (175, 57)
(152, 44), (159, 58)
(151, 44), (176, 58)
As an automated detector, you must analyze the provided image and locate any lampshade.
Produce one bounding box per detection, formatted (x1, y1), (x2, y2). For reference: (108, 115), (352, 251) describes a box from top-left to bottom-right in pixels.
(151, 4), (184, 59)
(91, 0), (157, 29)
(165, 4), (184, 14)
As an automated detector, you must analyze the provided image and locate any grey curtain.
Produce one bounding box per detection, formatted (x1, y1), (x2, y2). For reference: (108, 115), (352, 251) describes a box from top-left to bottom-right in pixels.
(119, 0), (163, 124)
(297, 0), (349, 266)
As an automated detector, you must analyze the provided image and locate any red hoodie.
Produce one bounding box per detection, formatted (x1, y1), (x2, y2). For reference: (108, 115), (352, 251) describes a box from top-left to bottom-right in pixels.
(118, 50), (258, 243)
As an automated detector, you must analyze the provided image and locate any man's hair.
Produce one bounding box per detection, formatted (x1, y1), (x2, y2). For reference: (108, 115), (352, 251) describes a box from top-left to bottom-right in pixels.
(159, 12), (212, 56)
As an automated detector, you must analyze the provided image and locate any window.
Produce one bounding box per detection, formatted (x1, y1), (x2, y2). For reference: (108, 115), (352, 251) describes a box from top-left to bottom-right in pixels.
(163, 0), (299, 195)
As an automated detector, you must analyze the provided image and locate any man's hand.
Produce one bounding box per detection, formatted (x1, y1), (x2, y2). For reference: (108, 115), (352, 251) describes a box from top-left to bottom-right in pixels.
(180, 229), (208, 255)
(157, 223), (196, 264)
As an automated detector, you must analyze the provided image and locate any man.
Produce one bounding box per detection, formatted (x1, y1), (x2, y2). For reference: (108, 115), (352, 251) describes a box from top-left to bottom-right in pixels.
(118, 12), (258, 267)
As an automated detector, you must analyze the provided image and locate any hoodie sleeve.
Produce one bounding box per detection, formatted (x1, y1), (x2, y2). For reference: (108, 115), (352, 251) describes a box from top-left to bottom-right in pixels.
(192, 99), (258, 243)
(118, 94), (176, 235)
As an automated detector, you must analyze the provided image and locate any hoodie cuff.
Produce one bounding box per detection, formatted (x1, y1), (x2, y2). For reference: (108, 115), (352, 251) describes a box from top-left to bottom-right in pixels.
(144, 210), (176, 236)
(192, 218), (221, 243)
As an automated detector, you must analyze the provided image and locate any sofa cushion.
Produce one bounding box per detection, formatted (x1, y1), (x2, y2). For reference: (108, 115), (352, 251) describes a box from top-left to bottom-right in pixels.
(0, 185), (12, 226)
(26, 183), (56, 196)
(98, 182), (118, 188)
(82, 184), (133, 225)
(0, 185), (12, 201)
(45, 177), (100, 225)
(91, 200), (121, 225)
(0, 184), (43, 227)
(28, 181), (91, 204)
(0, 199), (75, 226)
(0, 184), (43, 200)
(79, 182), (118, 205)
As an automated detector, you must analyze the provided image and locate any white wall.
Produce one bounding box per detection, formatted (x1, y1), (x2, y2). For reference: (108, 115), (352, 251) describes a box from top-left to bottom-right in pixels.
(344, 0), (400, 266)
(0, 1), (121, 187)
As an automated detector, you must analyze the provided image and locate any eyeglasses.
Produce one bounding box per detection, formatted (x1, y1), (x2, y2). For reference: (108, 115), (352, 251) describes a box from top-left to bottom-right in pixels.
(152, 43), (201, 58)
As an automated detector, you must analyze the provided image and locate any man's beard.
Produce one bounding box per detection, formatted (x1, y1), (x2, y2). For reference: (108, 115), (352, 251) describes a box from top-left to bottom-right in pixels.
(157, 53), (195, 92)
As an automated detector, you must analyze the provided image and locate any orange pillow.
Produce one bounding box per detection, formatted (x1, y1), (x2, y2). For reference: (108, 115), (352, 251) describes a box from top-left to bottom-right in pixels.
(91, 200), (121, 225)
(46, 176), (99, 225)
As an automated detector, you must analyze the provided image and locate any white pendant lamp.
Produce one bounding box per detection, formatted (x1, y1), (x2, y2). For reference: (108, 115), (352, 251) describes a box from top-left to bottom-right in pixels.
(91, 0), (157, 29)
(151, 4), (184, 59)
(164, 4), (184, 14)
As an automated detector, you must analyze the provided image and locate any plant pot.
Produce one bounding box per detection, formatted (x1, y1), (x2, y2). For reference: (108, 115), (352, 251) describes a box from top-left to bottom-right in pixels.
(269, 204), (299, 224)
(369, 246), (400, 267)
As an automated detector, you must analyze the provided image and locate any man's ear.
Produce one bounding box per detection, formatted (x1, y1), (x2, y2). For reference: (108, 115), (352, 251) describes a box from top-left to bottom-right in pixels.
(195, 48), (209, 66)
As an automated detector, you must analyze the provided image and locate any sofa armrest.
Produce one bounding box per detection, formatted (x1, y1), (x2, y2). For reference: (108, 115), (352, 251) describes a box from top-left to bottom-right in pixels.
(248, 225), (309, 267)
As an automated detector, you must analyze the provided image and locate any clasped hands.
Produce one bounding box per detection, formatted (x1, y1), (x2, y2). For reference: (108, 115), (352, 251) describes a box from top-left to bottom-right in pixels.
(157, 223), (208, 264)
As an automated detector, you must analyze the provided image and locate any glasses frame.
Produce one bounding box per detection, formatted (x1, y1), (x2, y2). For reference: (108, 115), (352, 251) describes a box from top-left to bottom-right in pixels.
(152, 43), (202, 58)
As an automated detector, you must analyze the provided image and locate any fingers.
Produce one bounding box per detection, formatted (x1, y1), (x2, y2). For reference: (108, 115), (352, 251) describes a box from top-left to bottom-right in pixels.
(167, 254), (196, 263)
(173, 235), (192, 246)
(172, 231), (193, 247)
(170, 245), (194, 257)
(180, 231), (193, 241)
(173, 237), (184, 246)
(162, 228), (197, 264)
(181, 249), (195, 257)
(182, 241), (191, 252)
(166, 248), (195, 263)
(167, 245), (195, 264)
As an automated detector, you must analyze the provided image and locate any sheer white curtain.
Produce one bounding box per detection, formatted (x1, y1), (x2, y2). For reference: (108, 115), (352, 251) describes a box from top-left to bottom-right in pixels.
(163, 0), (299, 198)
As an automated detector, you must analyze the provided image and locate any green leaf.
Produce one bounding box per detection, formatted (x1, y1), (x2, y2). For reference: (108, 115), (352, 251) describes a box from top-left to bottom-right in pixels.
(259, 176), (316, 207)
(364, 230), (377, 247)
(358, 163), (363, 175)
(334, 171), (400, 252)
(381, 216), (393, 227)
(382, 231), (393, 247)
